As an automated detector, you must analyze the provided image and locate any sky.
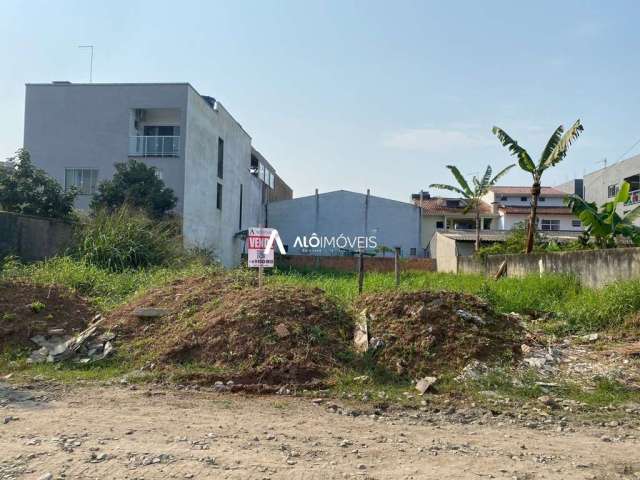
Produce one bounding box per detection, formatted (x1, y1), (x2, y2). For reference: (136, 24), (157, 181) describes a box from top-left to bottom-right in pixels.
(1, 0), (640, 202)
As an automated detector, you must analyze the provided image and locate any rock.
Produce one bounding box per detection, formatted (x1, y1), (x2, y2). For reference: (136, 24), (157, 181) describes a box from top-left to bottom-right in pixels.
(600, 435), (612, 442)
(3, 415), (17, 424)
(274, 323), (290, 338)
(357, 464), (367, 470)
(455, 360), (489, 382)
(37, 474), (53, 480)
(456, 309), (486, 326)
(538, 395), (558, 408)
(339, 439), (352, 447)
(134, 307), (170, 318)
(582, 333), (599, 342)
(523, 357), (546, 368)
(521, 344), (532, 354)
(415, 376), (437, 395)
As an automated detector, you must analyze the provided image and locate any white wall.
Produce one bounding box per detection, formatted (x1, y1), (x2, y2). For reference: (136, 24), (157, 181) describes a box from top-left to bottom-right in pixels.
(500, 213), (581, 231)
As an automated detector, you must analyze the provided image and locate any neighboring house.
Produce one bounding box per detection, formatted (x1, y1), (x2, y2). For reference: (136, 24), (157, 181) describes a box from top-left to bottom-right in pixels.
(22, 81), (292, 267)
(267, 190), (422, 257)
(582, 154), (640, 222)
(482, 186), (583, 232)
(411, 192), (498, 257)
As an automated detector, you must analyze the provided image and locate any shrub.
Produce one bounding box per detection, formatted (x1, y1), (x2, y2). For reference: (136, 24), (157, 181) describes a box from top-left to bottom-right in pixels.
(90, 159), (177, 218)
(75, 207), (183, 272)
(0, 149), (77, 219)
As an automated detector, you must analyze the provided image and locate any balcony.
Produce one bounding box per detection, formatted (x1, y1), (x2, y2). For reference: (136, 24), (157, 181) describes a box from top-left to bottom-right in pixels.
(129, 136), (180, 157)
(626, 189), (640, 206)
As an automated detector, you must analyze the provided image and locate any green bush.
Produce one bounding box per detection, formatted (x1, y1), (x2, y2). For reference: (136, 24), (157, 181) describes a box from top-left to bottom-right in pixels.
(74, 207), (183, 272)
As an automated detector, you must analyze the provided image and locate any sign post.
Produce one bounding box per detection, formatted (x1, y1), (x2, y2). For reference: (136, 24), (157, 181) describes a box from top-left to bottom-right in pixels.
(247, 227), (285, 287)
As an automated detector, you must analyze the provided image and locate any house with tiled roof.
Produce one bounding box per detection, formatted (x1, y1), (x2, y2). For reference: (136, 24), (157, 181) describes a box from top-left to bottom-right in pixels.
(482, 186), (582, 231)
(410, 192), (499, 256)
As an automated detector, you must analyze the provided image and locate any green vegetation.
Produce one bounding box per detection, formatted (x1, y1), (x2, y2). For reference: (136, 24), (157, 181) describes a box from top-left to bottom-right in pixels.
(74, 206), (187, 272)
(493, 120), (584, 253)
(28, 301), (46, 313)
(90, 159), (177, 218)
(0, 255), (217, 311)
(567, 180), (640, 247)
(0, 148), (77, 219)
(429, 163), (514, 251)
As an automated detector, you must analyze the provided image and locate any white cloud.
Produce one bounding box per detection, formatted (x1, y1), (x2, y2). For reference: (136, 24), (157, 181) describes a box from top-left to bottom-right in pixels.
(382, 128), (494, 153)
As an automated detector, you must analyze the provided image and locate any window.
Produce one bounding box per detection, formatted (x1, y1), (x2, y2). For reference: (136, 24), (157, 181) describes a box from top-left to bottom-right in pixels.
(500, 196), (508, 201)
(65, 168), (98, 195)
(154, 168), (163, 181)
(216, 183), (222, 210)
(436, 221), (444, 229)
(238, 184), (243, 229)
(268, 171), (275, 189)
(539, 197), (545, 202)
(143, 125), (179, 136)
(608, 184), (618, 198)
(409, 247), (417, 256)
(259, 163), (265, 182)
(571, 220), (581, 227)
(520, 196), (527, 202)
(217, 138), (224, 179)
(540, 219), (560, 231)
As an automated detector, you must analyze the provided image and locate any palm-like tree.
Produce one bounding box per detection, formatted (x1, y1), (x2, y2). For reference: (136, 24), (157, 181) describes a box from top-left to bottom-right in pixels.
(492, 120), (584, 253)
(430, 164), (514, 251)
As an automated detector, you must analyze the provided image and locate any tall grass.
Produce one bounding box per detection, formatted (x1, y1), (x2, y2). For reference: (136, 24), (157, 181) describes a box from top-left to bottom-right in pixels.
(0, 256), (217, 311)
(269, 268), (636, 333)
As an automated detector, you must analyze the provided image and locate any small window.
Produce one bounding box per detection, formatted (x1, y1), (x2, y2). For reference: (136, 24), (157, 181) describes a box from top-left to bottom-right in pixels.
(539, 197), (545, 202)
(409, 247), (417, 256)
(520, 196), (527, 202)
(500, 196), (508, 201)
(217, 138), (224, 179)
(269, 171), (275, 189)
(259, 163), (265, 182)
(216, 182), (222, 210)
(571, 220), (581, 227)
(65, 168), (98, 195)
(540, 219), (560, 231)
(608, 184), (618, 198)
(436, 221), (444, 229)
(154, 168), (163, 181)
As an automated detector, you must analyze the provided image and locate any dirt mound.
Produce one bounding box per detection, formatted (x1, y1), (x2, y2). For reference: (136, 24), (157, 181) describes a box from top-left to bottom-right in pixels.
(0, 282), (95, 352)
(357, 290), (523, 377)
(105, 274), (351, 385)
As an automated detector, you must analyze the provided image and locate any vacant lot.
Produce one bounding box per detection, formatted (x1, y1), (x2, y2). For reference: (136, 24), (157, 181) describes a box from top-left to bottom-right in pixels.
(1, 384), (639, 480)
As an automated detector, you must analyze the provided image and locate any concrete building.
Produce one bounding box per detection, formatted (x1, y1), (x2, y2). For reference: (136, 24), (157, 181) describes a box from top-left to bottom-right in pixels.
(267, 190), (422, 257)
(482, 186), (582, 231)
(411, 192), (498, 256)
(22, 82), (292, 267)
(582, 154), (640, 219)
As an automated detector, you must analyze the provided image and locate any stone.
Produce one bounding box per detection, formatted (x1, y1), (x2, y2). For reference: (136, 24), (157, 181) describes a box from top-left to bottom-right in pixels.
(353, 309), (370, 353)
(415, 376), (437, 395)
(538, 395), (558, 408)
(357, 464), (367, 470)
(523, 357), (546, 368)
(582, 333), (599, 342)
(456, 309), (486, 326)
(37, 474), (53, 480)
(134, 307), (170, 318)
(274, 323), (290, 338)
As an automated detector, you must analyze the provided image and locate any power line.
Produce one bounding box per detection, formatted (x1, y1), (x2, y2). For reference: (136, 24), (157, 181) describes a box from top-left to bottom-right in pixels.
(614, 136), (640, 164)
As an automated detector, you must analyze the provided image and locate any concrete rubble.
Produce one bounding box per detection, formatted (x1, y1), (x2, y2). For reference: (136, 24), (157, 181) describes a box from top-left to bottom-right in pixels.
(27, 315), (115, 364)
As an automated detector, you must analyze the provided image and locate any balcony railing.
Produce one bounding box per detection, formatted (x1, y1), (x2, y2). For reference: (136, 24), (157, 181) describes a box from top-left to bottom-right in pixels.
(626, 189), (640, 206)
(129, 136), (180, 157)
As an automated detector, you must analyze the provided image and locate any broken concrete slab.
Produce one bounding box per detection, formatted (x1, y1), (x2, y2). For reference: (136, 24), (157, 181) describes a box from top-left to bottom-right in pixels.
(134, 307), (170, 319)
(415, 376), (437, 395)
(354, 309), (370, 353)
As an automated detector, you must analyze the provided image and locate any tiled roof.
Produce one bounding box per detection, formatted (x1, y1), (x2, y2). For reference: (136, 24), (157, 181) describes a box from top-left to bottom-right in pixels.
(416, 197), (495, 216)
(499, 206), (574, 215)
(490, 186), (566, 197)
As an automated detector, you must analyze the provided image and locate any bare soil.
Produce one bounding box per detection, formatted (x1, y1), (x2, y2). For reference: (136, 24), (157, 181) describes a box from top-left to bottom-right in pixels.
(0, 282), (94, 352)
(358, 291), (523, 377)
(1, 384), (639, 480)
(105, 274), (351, 384)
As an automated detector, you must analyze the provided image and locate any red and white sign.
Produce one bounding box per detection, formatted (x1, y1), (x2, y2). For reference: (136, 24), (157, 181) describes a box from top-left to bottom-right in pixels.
(247, 227), (276, 268)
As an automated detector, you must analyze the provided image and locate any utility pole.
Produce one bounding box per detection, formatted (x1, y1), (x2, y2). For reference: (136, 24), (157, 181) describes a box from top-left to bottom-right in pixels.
(78, 45), (94, 82)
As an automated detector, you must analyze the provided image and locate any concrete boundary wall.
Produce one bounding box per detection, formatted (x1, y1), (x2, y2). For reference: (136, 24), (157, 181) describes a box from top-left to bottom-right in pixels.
(456, 248), (640, 288)
(277, 255), (437, 273)
(0, 211), (75, 261)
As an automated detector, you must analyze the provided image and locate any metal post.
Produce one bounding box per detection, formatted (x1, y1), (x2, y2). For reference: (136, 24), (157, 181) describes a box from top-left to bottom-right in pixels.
(357, 251), (364, 294)
(394, 247), (401, 288)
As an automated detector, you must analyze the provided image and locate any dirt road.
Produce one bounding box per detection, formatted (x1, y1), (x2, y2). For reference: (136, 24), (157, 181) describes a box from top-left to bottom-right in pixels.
(1, 384), (638, 480)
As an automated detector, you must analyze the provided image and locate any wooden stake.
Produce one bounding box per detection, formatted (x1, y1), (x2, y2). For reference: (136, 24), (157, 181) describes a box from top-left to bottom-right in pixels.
(394, 247), (401, 288)
(357, 251), (364, 294)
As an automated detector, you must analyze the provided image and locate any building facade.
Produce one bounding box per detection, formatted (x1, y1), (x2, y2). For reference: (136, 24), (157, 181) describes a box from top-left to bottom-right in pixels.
(482, 186), (582, 232)
(267, 190), (422, 257)
(582, 154), (640, 220)
(23, 82), (292, 267)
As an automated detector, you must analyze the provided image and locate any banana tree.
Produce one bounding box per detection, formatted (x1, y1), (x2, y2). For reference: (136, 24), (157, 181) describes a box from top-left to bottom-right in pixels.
(492, 120), (584, 253)
(430, 164), (514, 251)
(566, 181), (640, 248)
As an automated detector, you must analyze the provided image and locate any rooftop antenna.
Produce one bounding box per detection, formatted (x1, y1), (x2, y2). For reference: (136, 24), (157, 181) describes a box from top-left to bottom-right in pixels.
(78, 45), (94, 82)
